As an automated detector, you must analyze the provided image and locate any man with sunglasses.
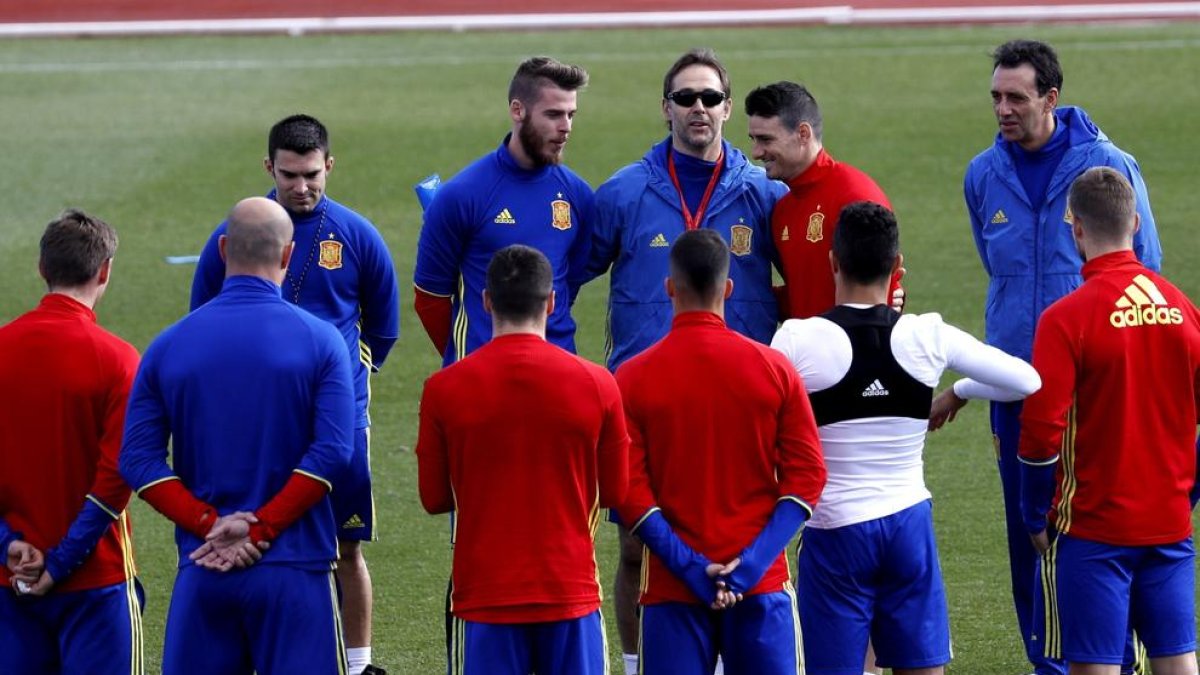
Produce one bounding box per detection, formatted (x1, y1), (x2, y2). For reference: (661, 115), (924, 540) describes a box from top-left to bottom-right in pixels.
(582, 47), (786, 675)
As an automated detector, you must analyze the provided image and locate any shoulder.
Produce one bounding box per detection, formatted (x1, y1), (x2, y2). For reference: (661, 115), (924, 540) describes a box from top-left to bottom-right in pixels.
(325, 197), (378, 231)
(91, 324), (141, 367)
(599, 159), (654, 195)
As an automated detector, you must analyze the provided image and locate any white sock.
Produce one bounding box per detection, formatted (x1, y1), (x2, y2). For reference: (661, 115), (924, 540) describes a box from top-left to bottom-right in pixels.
(623, 652), (638, 675)
(346, 647), (371, 674)
(713, 655), (725, 675)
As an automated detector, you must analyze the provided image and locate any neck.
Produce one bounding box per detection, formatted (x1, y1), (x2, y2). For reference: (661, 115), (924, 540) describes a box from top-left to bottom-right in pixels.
(673, 137), (723, 163)
(1083, 241), (1133, 262)
(507, 133), (537, 170)
(1020, 114), (1057, 152)
(785, 143), (823, 183)
(835, 280), (889, 306)
(671, 296), (724, 319)
(48, 286), (100, 310)
(492, 319), (546, 339)
(226, 266), (283, 286)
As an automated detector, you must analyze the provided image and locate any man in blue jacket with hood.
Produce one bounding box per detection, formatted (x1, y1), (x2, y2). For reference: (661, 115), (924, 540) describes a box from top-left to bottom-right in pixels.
(582, 48), (786, 675)
(962, 39), (1161, 675)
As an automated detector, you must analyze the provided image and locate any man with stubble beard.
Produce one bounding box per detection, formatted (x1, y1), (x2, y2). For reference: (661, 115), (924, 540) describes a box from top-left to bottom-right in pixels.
(415, 56), (596, 367)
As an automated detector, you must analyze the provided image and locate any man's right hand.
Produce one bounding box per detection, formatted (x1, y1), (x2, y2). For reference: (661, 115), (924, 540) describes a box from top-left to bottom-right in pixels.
(6, 540), (44, 584)
(190, 512), (269, 572)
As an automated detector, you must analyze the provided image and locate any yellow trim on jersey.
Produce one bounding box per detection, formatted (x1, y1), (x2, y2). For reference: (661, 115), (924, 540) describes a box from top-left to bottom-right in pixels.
(365, 427), (378, 542)
(116, 512), (144, 675)
(453, 275), (469, 363)
(135, 475), (180, 496)
(1041, 537), (1061, 660)
(589, 493), (601, 541)
(328, 571), (348, 675)
(1056, 404), (1079, 534)
(294, 469), (334, 493)
(86, 493), (121, 520)
(629, 507), (660, 533)
(413, 283), (453, 299)
(639, 543), (650, 597)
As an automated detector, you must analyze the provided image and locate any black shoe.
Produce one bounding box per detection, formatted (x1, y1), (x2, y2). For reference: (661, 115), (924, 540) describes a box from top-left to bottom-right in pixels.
(362, 666), (387, 675)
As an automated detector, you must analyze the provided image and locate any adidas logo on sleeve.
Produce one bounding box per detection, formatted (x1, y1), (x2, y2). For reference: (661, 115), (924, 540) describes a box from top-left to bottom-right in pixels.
(861, 379), (889, 397)
(1109, 274), (1183, 328)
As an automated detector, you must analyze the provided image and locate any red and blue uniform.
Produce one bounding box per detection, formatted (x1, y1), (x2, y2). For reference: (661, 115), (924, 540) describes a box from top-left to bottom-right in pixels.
(615, 311), (826, 675)
(416, 333), (629, 675)
(121, 275), (356, 675)
(0, 293), (143, 675)
(1019, 250), (1200, 664)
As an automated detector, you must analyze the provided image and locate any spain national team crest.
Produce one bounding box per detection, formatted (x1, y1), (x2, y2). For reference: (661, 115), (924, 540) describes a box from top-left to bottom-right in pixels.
(319, 238), (344, 270)
(730, 224), (753, 256)
(551, 199), (572, 231)
(1063, 205), (1074, 225)
(806, 211), (825, 243)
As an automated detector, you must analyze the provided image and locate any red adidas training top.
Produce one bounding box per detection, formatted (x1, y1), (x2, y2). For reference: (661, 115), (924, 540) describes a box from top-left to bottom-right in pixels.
(417, 333), (629, 623)
(772, 149), (893, 319)
(1019, 250), (1200, 546)
(0, 294), (140, 591)
(616, 312), (826, 605)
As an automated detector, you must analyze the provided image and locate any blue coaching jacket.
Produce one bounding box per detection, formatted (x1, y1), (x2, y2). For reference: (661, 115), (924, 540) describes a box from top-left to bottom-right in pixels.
(585, 137), (787, 371)
(963, 105), (1161, 361)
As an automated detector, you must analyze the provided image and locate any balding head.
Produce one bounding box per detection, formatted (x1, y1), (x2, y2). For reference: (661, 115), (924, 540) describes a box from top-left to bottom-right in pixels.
(220, 197), (295, 283)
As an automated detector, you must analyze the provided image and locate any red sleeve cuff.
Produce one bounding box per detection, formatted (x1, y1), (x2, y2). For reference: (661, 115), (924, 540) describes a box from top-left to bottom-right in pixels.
(414, 287), (452, 356)
(140, 480), (217, 539)
(252, 473), (329, 544)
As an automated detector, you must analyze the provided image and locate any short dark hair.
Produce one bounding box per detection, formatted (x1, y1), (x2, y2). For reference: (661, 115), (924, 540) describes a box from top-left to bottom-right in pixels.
(39, 209), (118, 288)
(508, 56), (589, 107)
(486, 244), (553, 323)
(744, 81), (823, 140)
(1068, 167), (1137, 242)
(663, 48), (731, 98)
(669, 229), (730, 302)
(833, 202), (900, 284)
(268, 114), (329, 161)
(992, 39), (1063, 96)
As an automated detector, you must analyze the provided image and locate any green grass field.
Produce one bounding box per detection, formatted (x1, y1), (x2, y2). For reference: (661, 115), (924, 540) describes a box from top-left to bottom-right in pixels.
(2, 21), (1199, 673)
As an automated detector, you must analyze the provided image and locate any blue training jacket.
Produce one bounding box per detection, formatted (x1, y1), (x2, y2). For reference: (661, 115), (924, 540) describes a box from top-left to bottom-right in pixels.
(963, 105), (1161, 361)
(191, 193), (399, 430)
(121, 276), (355, 570)
(585, 137), (787, 371)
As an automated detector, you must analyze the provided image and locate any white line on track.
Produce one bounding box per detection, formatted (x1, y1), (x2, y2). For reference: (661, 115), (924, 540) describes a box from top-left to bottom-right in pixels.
(0, 2), (1198, 38)
(1, 36), (1198, 75)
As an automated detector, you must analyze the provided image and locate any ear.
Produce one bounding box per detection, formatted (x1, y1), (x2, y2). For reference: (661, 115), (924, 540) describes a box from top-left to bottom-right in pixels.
(665, 277), (675, 299)
(324, 155), (334, 174)
(1131, 212), (1141, 235)
(546, 290), (556, 317)
(797, 122), (813, 144)
(1044, 87), (1059, 112)
(96, 258), (112, 286)
(723, 277), (734, 299)
(1072, 219), (1085, 243)
(828, 249), (839, 276)
(510, 99), (525, 125)
(281, 241), (295, 270)
(891, 252), (904, 277)
(718, 97), (732, 121)
(482, 289), (493, 316)
(263, 157), (273, 176)
(661, 98), (671, 123)
(218, 234), (228, 263)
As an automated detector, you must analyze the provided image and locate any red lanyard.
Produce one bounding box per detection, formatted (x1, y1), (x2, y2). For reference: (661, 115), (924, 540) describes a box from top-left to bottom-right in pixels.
(667, 147), (724, 231)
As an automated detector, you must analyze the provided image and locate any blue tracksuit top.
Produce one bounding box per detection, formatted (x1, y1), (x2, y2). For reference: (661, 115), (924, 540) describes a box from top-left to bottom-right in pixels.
(585, 137), (787, 371)
(414, 136), (596, 367)
(191, 193), (399, 429)
(963, 105), (1161, 361)
(121, 276), (355, 570)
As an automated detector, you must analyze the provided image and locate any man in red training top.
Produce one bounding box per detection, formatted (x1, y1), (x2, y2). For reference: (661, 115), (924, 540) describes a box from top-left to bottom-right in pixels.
(0, 209), (143, 674)
(745, 80), (902, 319)
(1018, 166), (1200, 675)
(416, 243), (629, 675)
(615, 228), (826, 674)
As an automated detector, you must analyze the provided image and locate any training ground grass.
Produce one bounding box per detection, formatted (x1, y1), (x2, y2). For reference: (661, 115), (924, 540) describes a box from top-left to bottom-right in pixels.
(1, 21), (1198, 673)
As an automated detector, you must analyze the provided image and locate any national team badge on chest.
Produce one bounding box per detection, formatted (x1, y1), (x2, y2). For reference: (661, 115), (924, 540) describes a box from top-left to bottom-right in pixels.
(730, 223), (752, 256)
(319, 236), (344, 270)
(806, 211), (825, 243)
(551, 197), (572, 231)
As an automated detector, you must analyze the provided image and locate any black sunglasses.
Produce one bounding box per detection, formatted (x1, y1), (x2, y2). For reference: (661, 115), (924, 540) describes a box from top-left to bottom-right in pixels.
(666, 89), (728, 108)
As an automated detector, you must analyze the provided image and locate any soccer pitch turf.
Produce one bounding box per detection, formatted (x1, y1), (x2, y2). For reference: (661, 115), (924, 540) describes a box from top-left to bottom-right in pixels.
(1, 21), (1198, 673)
